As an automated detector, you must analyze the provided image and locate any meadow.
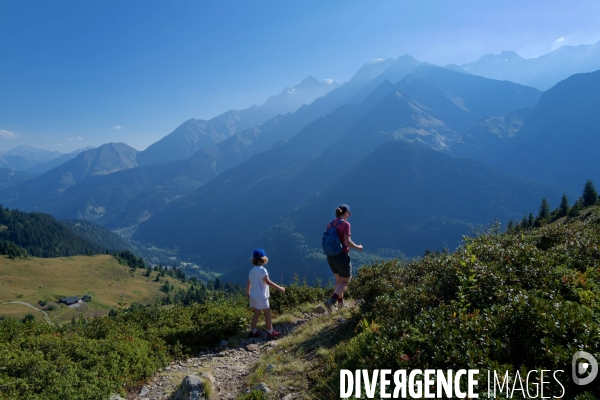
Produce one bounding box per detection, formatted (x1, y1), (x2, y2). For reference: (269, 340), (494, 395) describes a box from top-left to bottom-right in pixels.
(0, 254), (188, 324)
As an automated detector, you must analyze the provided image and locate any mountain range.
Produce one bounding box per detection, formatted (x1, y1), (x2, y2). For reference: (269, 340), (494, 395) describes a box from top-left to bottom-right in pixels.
(0, 145), (93, 174)
(136, 76), (339, 166)
(0, 75), (340, 175)
(0, 58), (427, 224)
(131, 66), (557, 280)
(1, 46), (599, 284)
(461, 40), (600, 90)
(0, 143), (139, 210)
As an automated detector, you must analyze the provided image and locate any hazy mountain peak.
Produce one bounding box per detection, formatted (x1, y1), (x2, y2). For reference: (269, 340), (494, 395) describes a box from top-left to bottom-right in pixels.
(349, 58), (396, 85)
(138, 75), (340, 167)
(298, 75), (319, 86)
(67, 142), (138, 177)
(396, 54), (419, 62)
(322, 78), (340, 88)
(2, 145), (64, 162)
(0, 142), (139, 210)
(460, 42), (600, 90)
(2, 144), (47, 154)
(499, 50), (522, 59)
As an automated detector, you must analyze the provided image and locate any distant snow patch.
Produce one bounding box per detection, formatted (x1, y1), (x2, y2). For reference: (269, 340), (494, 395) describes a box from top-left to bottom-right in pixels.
(551, 36), (567, 51)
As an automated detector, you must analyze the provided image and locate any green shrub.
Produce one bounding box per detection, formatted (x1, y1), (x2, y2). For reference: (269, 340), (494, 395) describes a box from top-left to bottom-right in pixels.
(270, 273), (332, 313)
(22, 314), (35, 323)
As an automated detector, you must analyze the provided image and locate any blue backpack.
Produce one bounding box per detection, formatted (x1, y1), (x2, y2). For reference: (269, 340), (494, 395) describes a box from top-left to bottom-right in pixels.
(322, 219), (343, 256)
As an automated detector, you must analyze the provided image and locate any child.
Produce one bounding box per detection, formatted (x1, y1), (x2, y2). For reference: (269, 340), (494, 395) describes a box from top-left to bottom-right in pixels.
(246, 248), (285, 340)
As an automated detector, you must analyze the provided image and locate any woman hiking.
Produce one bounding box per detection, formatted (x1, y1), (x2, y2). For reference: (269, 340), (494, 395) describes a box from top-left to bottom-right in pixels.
(324, 204), (363, 311)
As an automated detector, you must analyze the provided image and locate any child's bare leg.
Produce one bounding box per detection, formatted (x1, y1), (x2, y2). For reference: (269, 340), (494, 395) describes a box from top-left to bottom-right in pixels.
(263, 308), (273, 331)
(251, 309), (261, 331)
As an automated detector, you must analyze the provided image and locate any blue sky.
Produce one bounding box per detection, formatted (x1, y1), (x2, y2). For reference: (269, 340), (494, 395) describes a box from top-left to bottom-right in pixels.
(1, 0), (600, 153)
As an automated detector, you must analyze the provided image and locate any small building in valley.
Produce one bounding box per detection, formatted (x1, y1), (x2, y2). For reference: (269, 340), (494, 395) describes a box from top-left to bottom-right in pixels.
(58, 296), (79, 306)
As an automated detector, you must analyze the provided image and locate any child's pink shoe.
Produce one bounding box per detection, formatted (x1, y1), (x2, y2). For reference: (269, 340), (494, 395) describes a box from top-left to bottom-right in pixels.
(267, 330), (281, 340)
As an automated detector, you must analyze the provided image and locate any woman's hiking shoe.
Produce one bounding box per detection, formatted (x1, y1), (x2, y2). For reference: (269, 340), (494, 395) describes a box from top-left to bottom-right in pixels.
(324, 298), (336, 312)
(267, 330), (281, 340)
(248, 330), (261, 338)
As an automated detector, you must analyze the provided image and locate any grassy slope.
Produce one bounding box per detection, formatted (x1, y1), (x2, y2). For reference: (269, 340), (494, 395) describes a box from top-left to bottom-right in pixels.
(0, 254), (188, 324)
(0, 303), (44, 322)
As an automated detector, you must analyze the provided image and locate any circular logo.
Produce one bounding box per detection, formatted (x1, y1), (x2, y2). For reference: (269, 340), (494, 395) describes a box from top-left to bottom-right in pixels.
(572, 351), (598, 386)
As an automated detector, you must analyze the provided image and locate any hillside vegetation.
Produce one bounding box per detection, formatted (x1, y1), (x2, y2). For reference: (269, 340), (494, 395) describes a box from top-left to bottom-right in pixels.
(310, 205), (600, 399)
(0, 206), (102, 257)
(60, 218), (136, 253)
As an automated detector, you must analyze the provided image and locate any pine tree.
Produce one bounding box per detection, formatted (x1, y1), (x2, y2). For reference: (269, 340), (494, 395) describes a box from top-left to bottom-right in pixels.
(537, 198), (551, 224)
(558, 193), (569, 218)
(581, 179), (598, 207)
(568, 199), (583, 218)
(528, 213), (535, 228)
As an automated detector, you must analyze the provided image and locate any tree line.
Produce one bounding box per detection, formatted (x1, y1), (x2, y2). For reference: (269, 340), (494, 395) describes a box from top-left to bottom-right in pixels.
(507, 179), (600, 232)
(0, 206), (103, 258)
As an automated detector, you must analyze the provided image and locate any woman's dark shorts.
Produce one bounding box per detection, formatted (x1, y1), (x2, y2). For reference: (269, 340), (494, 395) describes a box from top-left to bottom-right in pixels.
(327, 252), (352, 278)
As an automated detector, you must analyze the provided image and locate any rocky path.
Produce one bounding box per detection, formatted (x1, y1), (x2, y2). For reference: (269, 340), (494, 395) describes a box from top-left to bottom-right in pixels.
(124, 310), (325, 400)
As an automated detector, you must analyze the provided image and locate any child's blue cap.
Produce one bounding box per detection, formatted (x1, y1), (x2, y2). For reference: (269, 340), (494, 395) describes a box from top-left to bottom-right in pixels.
(253, 248), (266, 258)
